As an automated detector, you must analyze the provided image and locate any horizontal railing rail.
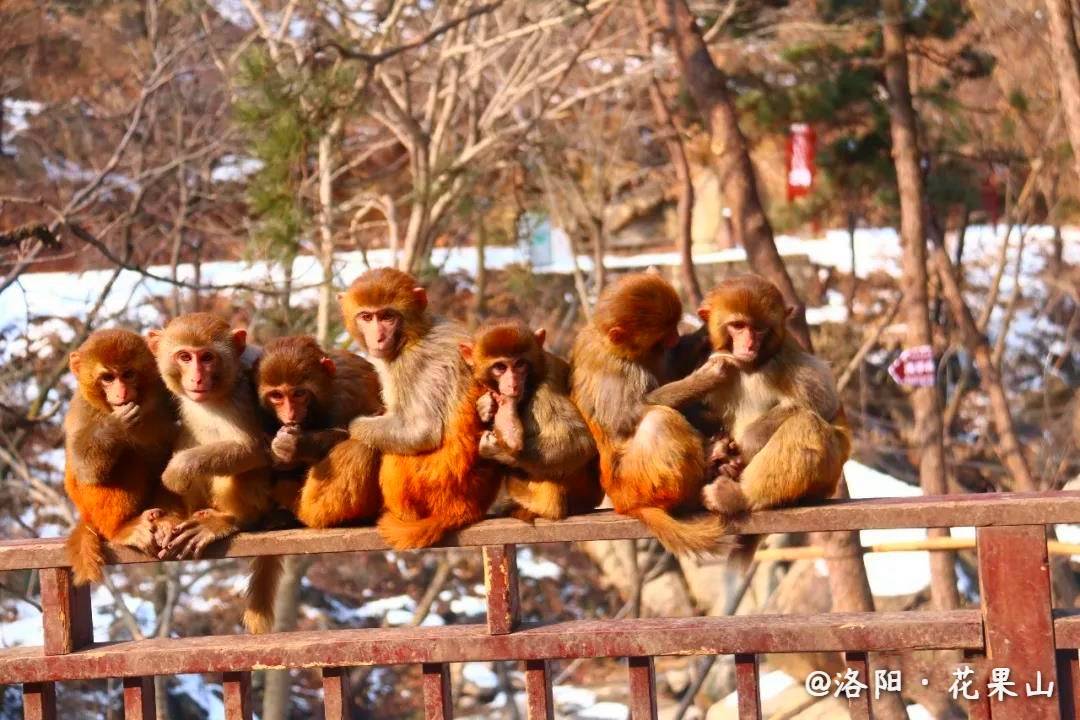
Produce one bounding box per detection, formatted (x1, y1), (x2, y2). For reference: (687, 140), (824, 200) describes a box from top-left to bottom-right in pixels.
(2, 490), (1079, 720)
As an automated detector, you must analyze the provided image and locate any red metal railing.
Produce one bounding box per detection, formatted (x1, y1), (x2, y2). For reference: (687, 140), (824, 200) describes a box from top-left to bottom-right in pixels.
(2, 491), (1080, 719)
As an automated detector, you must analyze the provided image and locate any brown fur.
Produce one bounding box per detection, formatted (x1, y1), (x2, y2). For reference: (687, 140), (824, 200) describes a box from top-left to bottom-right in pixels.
(468, 321), (600, 521)
(694, 275), (851, 569)
(148, 313), (280, 633)
(63, 329), (182, 585)
(570, 274), (728, 555)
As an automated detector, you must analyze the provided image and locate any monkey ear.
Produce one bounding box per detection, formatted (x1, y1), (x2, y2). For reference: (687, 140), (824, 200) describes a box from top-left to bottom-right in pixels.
(459, 342), (474, 365)
(146, 329), (162, 354)
(231, 329), (247, 353)
(697, 306), (710, 322)
(319, 356), (337, 376)
(68, 351), (81, 375)
(412, 287), (428, 311)
(786, 305), (798, 319)
(607, 325), (627, 346)
(533, 328), (546, 348)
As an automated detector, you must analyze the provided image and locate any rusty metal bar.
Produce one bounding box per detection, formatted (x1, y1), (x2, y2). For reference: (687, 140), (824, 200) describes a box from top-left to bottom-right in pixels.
(843, 651), (871, 720)
(483, 544), (520, 635)
(422, 663), (453, 719)
(977, 525), (1060, 720)
(1056, 651), (1079, 718)
(4, 493), (1080, 571)
(322, 666), (352, 720)
(123, 676), (156, 720)
(734, 654), (762, 720)
(0, 610), (985, 685)
(222, 671), (252, 720)
(524, 659), (554, 720)
(627, 656), (657, 720)
(22, 682), (56, 720)
(40, 567), (92, 655)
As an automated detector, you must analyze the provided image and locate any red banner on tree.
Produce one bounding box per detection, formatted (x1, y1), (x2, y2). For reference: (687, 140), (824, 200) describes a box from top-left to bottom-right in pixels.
(786, 123), (816, 201)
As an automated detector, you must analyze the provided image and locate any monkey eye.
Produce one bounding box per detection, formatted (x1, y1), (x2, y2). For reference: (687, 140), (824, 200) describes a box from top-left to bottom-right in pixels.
(729, 321), (748, 331)
(358, 311), (374, 322)
(198, 352), (215, 364)
(492, 362), (508, 374)
(177, 351), (192, 363)
(100, 372), (116, 383)
(291, 388), (308, 399)
(120, 369), (135, 381)
(512, 359), (528, 371)
(375, 309), (396, 322)
(268, 390), (284, 402)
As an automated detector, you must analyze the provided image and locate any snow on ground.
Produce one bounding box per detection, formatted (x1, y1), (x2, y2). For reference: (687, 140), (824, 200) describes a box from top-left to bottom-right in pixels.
(517, 547), (562, 580)
(2, 98), (44, 145)
(720, 669), (795, 708)
(462, 662), (499, 690)
(577, 701), (629, 719)
(171, 674), (226, 719)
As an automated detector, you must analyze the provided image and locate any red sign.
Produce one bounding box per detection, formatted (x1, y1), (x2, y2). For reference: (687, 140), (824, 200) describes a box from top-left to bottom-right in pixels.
(786, 123), (816, 201)
(888, 345), (936, 387)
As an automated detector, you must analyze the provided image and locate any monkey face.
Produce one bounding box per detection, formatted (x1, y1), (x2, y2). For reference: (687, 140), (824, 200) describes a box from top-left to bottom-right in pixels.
(172, 346), (226, 402)
(263, 386), (312, 425)
(488, 357), (530, 399)
(354, 308), (404, 359)
(96, 366), (139, 407)
(725, 318), (771, 365)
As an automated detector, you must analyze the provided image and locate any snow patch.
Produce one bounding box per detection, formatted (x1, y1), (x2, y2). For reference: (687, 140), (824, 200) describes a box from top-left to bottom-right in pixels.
(517, 548), (562, 580)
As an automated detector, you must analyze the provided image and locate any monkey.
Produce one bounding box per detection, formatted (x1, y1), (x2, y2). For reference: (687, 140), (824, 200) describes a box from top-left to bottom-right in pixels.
(337, 267), (501, 549)
(649, 274), (851, 566)
(255, 335), (383, 472)
(147, 313), (281, 634)
(461, 320), (601, 522)
(63, 330), (183, 585)
(569, 273), (731, 555)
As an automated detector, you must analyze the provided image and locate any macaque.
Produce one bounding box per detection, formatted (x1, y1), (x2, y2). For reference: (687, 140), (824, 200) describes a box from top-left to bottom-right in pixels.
(339, 267), (500, 549)
(255, 336), (383, 472)
(147, 313), (280, 633)
(462, 321), (600, 522)
(570, 273), (729, 555)
(63, 330), (182, 585)
(654, 274), (850, 565)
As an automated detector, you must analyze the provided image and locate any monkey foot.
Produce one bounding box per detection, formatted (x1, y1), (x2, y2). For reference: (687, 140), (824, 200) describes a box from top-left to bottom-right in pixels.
(701, 477), (748, 519)
(160, 510), (236, 560)
(120, 509), (165, 556)
(509, 506), (539, 525)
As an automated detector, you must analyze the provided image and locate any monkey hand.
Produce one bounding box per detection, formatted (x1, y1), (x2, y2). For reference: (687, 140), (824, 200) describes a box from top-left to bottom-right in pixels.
(111, 402), (142, 429)
(479, 430), (517, 465)
(160, 509), (234, 559)
(709, 436), (744, 480)
(476, 392), (497, 424)
(122, 509), (165, 556)
(147, 510), (180, 553)
(271, 425), (301, 466)
(694, 353), (736, 388)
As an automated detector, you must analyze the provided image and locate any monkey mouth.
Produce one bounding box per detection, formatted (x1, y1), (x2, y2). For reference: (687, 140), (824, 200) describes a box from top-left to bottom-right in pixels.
(184, 388), (214, 402)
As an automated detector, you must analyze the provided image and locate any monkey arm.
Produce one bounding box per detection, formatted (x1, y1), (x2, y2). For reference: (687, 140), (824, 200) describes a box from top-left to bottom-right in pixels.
(295, 428), (350, 463)
(67, 421), (125, 485)
(513, 389), (596, 475)
(164, 441), (268, 491)
(348, 412), (441, 454)
(736, 405), (800, 462)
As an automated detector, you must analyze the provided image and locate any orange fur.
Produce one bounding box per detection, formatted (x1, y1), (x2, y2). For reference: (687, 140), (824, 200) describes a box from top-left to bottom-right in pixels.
(377, 384), (500, 549)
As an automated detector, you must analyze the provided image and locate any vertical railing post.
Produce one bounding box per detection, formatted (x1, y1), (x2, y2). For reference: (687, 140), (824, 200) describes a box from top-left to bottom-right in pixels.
(525, 660), (554, 720)
(977, 525), (1060, 720)
(734, 654), (762, 720)
(223, 671), (253, 720)
(123, 676), (156, 720)
(422, 663), (453, 719)
(627, 656), (658, 720)
(25, 567), (93, 720)
(1057, 650), (1080, 718)
(843, 651), (871, 720)
(323, 667), (352, 720)
(482, 544), (520, 635)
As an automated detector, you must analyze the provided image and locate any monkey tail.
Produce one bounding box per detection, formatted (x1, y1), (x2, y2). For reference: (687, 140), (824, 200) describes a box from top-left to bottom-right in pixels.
(627, 507), (732, 557)
(377, 513), (454, 550)
(242, 555), (284, 634)
(66, 521), (105, 586)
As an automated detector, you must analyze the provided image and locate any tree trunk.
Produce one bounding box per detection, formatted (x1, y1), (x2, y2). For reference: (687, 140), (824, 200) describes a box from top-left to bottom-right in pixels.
(261, 555), (314, 720)
(654, 0), (809, 346)
(882, 0), (960, 612)
(315, 119), (342, 347)
(655, 7), (906, 717)
(474, 215), (487, 325)
(1046, 0), (1080, 181)
(635, 0), (703, 307)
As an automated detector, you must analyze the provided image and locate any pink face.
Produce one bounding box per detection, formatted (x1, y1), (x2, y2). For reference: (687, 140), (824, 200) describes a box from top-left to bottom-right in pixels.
(174, 346), (219, 402)
(98, 367), (138, 406)
(355, 308), (402, 359)
(490, 358), (529, 398)
(726, 320), (768, 362)
(265, 386), (311, 425)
